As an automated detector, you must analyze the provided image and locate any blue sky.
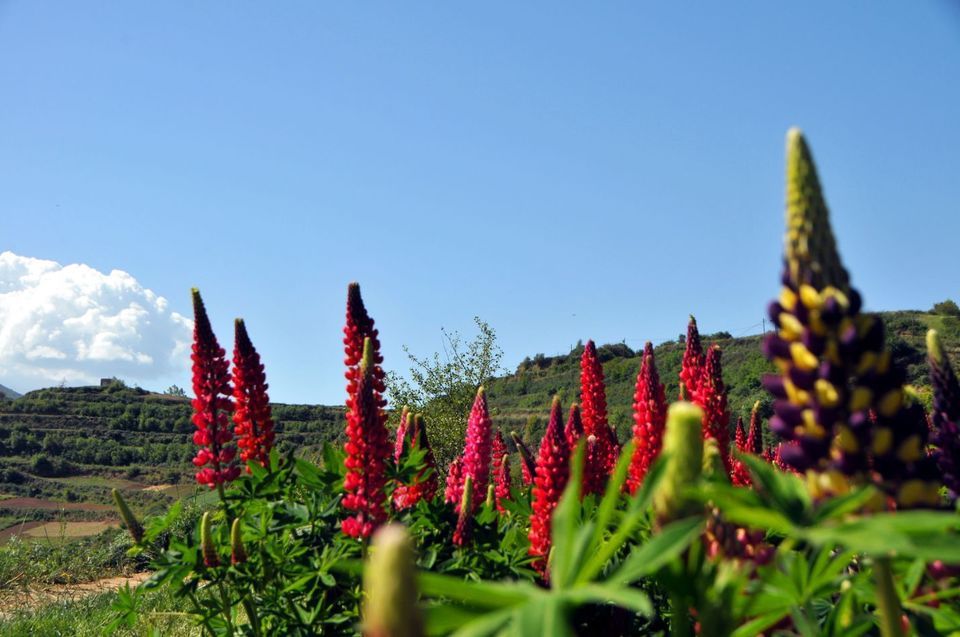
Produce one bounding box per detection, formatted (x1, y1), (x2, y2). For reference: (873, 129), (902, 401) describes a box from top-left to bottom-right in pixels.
(1, 2), (958, 404)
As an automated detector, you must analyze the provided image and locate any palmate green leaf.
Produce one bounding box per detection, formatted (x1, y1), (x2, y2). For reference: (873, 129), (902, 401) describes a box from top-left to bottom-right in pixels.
(609, 516), (704, 585)
(697, 482), (796, 535)
(442, 606), (514, 637)
(800, 510), (960, 560)
(738, 453), (811, 523)
(509, 597), (574, 637)
(811, 485), (878, 524)
(562, 583), (653, 616)
(418, 571), (540, 608)
(730, 610), (792, 637)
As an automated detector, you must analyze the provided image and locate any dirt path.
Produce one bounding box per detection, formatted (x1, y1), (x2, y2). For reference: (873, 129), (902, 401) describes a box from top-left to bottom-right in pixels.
(0, 571), (151, 618)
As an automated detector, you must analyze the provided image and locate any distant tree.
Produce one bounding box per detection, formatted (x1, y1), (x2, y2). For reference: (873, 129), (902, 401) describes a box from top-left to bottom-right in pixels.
(165, 385), (187, 397)
(386, 317), (504, 467)
(932, 299), (960, 317)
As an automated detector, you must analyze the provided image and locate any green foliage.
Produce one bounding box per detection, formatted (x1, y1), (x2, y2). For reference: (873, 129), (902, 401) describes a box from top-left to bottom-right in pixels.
(387, 317), (504, 467)
(933, 299), (960, 317)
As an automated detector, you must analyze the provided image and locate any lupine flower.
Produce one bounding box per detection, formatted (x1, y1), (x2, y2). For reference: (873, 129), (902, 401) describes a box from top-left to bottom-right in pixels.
(458, 387), (493, 515)
(582, 435), (606, 496)
(627, 342), (667, 493)
(443, 457), (463, 505)
(693, 345), (732, 476)
(680, 316), (706, 400)
(510, 431), (536, 486)
(580, 340), (617, 488)
(232, 319), (275, 471)
(230, 518), (247, 566)
(564, 403), (584, 448)
(190, 289), (240, 488)
(761, 129), (940, 507)
(704, 506), (773, 566)
(731, 416), (751, 487)
(112, 488), (143, 544)
(344, 283), (386, 409)
(393, 407), (411, 466)
(342, 338), (391, 539)
(928, 329), (960, 500)
(453, 475), (473, 547)
(653, 402), (704, 525)
(528, 397), (570, 578)
(494, 453), (512, 513)
(393, 414), (439, 510)
(363, 524), (425, 637)
(201, 511), (219, 568)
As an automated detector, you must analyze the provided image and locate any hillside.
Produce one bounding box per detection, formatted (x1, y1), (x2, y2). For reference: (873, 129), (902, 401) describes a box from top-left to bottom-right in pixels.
(0, 384), (20, 400)
(486, 310), (960, 446)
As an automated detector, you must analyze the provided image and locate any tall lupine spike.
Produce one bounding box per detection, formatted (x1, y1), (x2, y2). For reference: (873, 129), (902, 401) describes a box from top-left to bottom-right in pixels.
(762, 129), (941, 507)
(190, 289), (240, 488)
(510, 431), (536, 486)
(734, 417), (747, 451)
(363, 524), (425, 637)
(344, 283), (386, 409)
(232, 319), (275, 472)
(746, 401), (764, 456)
(393, 415), (439, 510)
(564, 403), (584, 448)
(580, 340), (615, 488)
(393, 407), (411, 466)
(929, 330), (960, 500)
(458, 387), (493, 515)
(694, 345), (732, 476)
(494, 453), (512, 513)
(443, 457), (463, 505)
(582, 435), (607, 496)
(528, 396), (570, 579)
(654, 402), (704, 525)
(342, 337), (391, 539)
(230, 518), (247, 565)
(453, 475), (473, 547)
(627, 342), (668, 493)
(680, 316), (706, 400)
(200, 511), (219, 568)
(112, 489), (143, 544)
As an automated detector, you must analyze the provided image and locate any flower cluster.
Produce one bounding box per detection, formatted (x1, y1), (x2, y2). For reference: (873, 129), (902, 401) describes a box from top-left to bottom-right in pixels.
(564, 403), (584, 448)
(929, 329), (960, 500)
(342, 337), (391, 538)
(232, 319), (275, 471)
(457, 387), (493, 515)
(494, 453), (512, 512)
(344, 282), (385, 410)
(680, 317), (705, 400)
(580, 340), (618, 492)
(692, 345), (731, 476)
(190, 289), (240, 488)
(393, 407), (411, 466)
(528, 397), (570, 578)
(393, 414), (439, 510)
(762, 129), (940, 507)
(444, 457), (463, 505)
(628, 342), (667, 493)
(731, 401), (763, 487)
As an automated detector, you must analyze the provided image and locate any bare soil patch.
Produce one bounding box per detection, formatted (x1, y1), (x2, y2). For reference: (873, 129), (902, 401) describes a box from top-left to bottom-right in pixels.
(0, 498), (113, 512)
(0, 571), (150, 618)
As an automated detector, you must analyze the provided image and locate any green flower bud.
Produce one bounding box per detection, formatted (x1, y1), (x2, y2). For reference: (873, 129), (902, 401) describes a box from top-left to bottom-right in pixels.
(654, 402), (704, 524)
(201, 511), (219, 568)
(363, 524), (424, 637)
(230, 518), (247, 565)
(111, 488), (143, 544)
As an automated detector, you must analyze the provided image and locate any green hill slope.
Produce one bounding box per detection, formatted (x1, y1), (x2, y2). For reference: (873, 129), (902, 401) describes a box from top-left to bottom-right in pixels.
(486, 310), (960, 445)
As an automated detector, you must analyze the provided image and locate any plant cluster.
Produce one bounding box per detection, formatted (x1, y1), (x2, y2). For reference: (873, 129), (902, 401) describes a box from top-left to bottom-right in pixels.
(113, 130), (960, 636)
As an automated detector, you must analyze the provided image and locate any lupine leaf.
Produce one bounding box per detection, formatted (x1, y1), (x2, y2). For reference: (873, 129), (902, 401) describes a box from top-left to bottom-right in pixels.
(609, 516), (704, 584)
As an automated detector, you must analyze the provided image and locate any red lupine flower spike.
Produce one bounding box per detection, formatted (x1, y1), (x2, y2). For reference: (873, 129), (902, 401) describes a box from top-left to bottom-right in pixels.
(528, 396), (570, 579)
(341, 337), (391, 539)
(510, 431), (537, 486)
(731, 415), (752, 486)
(232, 319), (275, 472)
(393, 414), (439, 510)
(693, 345), (732, 476)
(458, 387), (493, 515)
(344, 283), (385, 409)
(564, 403), (584, 448)
(627, 342), (668, 493)
(680, 316), (705, 400)
(393, 406), (411, 466)
(190, 289), (240, 488)
(735, 417), (747, 452)
(492, 430), (507, 471)
(580, 340), (615, 489)
(495, 453), (512, 513)
(444, 457), (463, 505)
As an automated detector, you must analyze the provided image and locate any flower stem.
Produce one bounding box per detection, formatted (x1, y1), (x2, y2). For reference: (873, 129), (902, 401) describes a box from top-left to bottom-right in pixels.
(874, 557), (904, 637)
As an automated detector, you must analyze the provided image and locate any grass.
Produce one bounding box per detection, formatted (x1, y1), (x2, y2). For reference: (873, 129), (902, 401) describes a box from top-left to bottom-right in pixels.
(18, 521), (117, 544)
(0, 586), (197, 636)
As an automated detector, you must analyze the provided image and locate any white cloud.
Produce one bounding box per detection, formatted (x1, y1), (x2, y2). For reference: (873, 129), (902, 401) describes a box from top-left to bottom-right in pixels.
(0, 252), (192, 392)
